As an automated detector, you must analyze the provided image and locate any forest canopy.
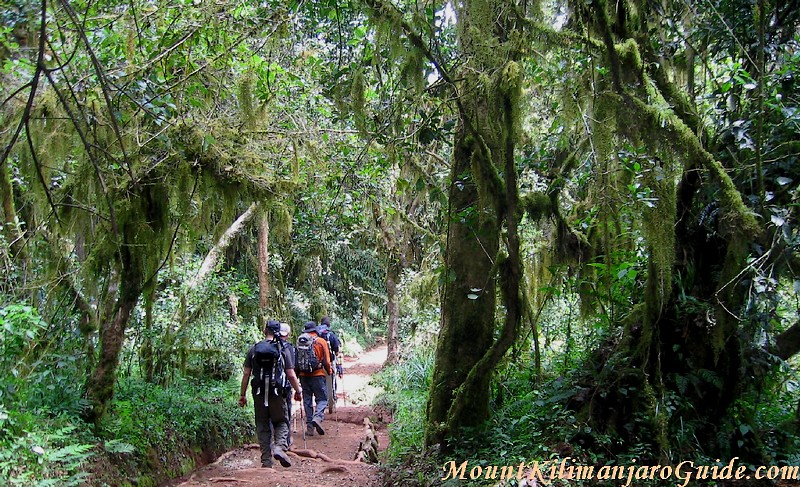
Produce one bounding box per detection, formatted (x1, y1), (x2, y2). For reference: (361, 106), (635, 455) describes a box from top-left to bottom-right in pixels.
(1, 0), (799, 484)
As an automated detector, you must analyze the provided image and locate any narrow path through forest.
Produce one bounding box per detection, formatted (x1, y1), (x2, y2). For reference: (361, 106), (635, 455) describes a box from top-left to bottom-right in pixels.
(167, 345), (391, 487)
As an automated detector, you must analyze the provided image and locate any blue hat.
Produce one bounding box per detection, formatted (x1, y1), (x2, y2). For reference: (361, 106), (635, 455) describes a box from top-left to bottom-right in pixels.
(318, 324), (329, 333)
(303, 321), (318, 333)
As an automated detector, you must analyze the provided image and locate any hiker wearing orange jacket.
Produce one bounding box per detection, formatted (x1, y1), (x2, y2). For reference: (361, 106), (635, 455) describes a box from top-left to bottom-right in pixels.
(297, 321), (332, 436)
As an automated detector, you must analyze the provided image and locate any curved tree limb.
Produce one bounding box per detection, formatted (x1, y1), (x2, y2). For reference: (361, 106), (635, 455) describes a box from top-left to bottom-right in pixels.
(153, 201), (259, 382)
(774, 320), (800, 360)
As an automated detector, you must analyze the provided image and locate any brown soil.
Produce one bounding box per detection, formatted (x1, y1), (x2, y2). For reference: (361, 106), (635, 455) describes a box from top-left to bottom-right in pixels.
(165, 345), (391, 487)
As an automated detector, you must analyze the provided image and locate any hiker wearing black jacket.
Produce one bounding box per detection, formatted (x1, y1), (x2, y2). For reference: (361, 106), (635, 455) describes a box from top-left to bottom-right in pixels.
(239, 319), (302, 468)
(319, 316), (343, 378)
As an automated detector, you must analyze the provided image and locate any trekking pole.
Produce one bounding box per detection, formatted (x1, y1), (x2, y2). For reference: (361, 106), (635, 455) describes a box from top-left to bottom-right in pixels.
(292, 399), (297, 434)
(300, 399), (307, 449)
(335, 376), (340, 435)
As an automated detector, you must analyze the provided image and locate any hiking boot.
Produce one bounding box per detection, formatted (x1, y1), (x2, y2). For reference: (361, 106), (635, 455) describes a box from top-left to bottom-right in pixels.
(306, 425), (315, 436)
(261, 460), (273, 468)
(311, 420), (325, 435)
(272, 447), (292, 468)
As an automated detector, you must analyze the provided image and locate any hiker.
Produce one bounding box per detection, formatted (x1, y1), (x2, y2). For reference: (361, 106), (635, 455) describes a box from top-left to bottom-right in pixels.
(239, 319), (302, 468)
(278, 322), (295, 445)
(296, 321), (332, 436)
(319, 316), (343, 379)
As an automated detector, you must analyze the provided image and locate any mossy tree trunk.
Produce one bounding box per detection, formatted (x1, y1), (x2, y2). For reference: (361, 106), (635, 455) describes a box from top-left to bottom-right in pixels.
(426, 130), (499, 446)
(385, 255), (401, 364)
(371, 150), (422, 365)
(141, 285), (156, 383)
(257, 205), (270, 328)
(425, 0), (525, 448)
(84, 226), (145, 427)
(564, 0), (771, 458)
(361, 294), (370, 335)
(0, 157), (25, 260)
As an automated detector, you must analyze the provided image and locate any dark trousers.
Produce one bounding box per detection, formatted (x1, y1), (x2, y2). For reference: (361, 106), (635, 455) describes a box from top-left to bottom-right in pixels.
(252, 388), (289, 464)
(299, 375), (328, 426)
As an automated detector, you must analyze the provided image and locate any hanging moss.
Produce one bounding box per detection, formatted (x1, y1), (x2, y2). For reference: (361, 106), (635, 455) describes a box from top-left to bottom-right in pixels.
(237, 74), (256, 130)
(642, 158), (677, 310)
(522, 191), (551, 219)
(500, 60), (522, 140)
(269, 202), (293, 245)
(400, 46), (425, 94)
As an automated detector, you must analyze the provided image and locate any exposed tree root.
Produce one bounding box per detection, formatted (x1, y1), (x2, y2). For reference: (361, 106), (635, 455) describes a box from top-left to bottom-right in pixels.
(290, 448), (365, 465)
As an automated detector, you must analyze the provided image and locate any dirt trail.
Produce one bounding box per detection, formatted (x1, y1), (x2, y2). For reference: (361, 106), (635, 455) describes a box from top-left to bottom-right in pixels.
(170, 345), (390, 487)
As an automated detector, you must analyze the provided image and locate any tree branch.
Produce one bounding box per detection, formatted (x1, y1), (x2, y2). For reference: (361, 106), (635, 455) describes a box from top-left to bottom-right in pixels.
(773, 320), (800, 360)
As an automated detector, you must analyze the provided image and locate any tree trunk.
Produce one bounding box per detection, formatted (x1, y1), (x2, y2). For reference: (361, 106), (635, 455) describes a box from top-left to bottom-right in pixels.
(84, 244), (143, 427)
(774, 320), (800, 360)
(186, 202), (259, 290)
(425, 129), (499, 447)
(385, 256), (401, 365)
(141, 285), (155, 383)
(424, 0), (522, 450)
(570, 4), (766, 455)
(0, 157), (25, 260)
(257, 205), (270, 328)
(361, 294), (369, 335)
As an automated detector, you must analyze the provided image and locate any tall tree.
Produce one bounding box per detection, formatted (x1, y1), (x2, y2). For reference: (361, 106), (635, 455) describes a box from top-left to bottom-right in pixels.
(0, 0), (300, 423)
(257, 205), (271, 326)
(544, 0), (800, 459)
(358, 0), (530, 447)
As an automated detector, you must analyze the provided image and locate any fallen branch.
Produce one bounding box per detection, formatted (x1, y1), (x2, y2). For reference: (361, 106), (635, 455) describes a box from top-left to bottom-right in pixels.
(289, 448), (366, 466)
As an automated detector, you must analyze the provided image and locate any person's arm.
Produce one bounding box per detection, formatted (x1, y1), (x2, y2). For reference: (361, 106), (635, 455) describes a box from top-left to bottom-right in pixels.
(238, 367), (251, 407)
(286, 368), (302, 401)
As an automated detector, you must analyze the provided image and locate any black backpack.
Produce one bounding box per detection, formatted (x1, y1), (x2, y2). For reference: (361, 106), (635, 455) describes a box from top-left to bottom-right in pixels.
(251, 339), (287, 405)
(320, 331), (338, 363)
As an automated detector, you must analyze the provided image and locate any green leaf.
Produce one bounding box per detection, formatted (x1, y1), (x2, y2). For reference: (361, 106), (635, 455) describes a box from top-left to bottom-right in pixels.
(104, 439), (136, 454)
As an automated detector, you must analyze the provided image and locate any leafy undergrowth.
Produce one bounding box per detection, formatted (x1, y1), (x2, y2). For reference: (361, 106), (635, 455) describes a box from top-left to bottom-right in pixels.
(374, 347), (800, 487)
(1, 378), (253, 487)
(373, 347), (445, 486)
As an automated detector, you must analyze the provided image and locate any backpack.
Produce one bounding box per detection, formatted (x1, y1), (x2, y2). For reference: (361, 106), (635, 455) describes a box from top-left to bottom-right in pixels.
(295, 333), (322, 373)
(251, 339), (287, 406)
(320, 331), (338, 362)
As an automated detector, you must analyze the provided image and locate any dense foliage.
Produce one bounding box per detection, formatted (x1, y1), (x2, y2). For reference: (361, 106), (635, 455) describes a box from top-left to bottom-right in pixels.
(1, 0), (799, 484)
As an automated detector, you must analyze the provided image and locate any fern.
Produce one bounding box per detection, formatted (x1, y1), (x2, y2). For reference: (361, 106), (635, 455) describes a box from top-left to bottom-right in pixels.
(45, 443), (94, 463)
(675, 374), (689, 395)
(103, 439), (136, 454)
(29, 472), (91, 487)
(696, 368), (723, 389)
